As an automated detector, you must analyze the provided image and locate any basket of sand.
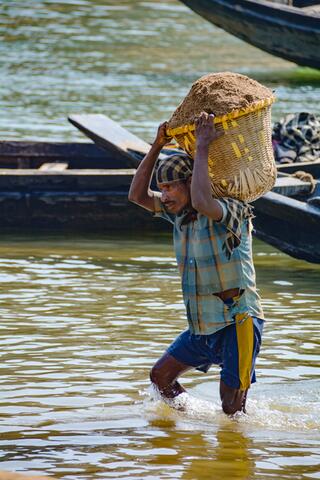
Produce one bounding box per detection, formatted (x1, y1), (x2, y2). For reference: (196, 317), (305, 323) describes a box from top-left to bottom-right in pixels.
(166, 72), (277, 202)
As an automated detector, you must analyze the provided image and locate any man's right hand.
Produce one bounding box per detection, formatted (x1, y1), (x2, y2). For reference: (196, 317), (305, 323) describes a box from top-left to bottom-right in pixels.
(153, 121), (172, 148)
(129, 121), (171, 212)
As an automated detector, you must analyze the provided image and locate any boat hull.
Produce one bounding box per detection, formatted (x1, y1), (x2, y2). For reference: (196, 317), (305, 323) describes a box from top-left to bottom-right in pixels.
(0, 189), (169, 232)
(0, 140), (319, 264)
(253, 191), (320, 263)
(180, 0), (320, 69)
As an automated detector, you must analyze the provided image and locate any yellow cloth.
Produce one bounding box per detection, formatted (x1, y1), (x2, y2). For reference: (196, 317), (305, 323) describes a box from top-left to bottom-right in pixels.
(235, 313), (254, 390)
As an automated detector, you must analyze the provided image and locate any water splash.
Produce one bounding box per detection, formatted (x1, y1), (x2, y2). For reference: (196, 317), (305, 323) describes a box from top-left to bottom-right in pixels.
(142, 381), (320, 433)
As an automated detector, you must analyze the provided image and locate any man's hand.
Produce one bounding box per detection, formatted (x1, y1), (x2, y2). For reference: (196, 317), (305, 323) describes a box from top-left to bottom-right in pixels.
(129, 121), (171, 212)
(195, 112), (223, 147)
(153, 121), (172, 148)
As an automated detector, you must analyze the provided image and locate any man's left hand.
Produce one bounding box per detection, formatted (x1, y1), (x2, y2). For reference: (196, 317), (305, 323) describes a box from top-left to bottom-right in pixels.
(195, 112), (223, 147)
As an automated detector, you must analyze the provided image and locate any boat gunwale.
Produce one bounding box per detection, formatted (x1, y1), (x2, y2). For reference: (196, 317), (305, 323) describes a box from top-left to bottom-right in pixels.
(0, 168), (136, 176)
(181, 0), (320, 68)
(204, 0), (320, 26)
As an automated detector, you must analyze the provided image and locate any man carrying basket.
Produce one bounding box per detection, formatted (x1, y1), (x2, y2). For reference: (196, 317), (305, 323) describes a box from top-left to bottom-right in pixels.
(129, 111), (265, 415)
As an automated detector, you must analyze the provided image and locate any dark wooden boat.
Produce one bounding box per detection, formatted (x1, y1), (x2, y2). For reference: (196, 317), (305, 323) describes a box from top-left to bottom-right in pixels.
(0, 116), (180, 233)
(0, 115), (319, 264)
(253, 161), (320, 264)
(178, 0), (320, 69)
(0, 140), (163, 233)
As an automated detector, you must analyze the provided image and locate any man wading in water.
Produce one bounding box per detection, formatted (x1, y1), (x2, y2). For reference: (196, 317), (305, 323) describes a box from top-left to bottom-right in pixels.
(129, 112), (264, 414)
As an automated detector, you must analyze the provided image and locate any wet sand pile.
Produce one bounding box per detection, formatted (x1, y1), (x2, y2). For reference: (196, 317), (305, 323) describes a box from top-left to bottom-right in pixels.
(168, 72), (273, 129)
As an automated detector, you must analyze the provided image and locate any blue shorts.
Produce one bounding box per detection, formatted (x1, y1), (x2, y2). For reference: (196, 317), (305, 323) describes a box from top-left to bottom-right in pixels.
(167, 317), (264, 390)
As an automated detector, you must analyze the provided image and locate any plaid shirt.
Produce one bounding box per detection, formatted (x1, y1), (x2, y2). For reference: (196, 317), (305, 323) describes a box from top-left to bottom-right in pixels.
(154, 196), (264, 335)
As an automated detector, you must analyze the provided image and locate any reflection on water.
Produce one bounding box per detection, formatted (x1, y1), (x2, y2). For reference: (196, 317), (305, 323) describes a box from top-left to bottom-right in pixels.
(0, 234), (319, 479)
(1, 0), (320, 141)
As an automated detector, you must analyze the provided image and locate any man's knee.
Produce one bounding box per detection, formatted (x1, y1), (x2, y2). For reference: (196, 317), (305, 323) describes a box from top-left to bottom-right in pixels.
(150, 353), (189, 390)
(150, 363), (170, 388)
(150, 364), (161, 386)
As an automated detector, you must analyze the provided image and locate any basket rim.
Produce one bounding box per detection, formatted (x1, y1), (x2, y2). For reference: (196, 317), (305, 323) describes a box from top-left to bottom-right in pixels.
(166, 96), (276, 136)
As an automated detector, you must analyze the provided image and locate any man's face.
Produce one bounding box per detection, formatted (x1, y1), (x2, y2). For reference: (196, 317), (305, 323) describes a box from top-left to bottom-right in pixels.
(158, 178), (191, 215)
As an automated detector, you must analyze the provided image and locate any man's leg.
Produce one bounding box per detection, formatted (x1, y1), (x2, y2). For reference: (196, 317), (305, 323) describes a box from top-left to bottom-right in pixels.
(219, 316), (263, 415)
(219, 380), (248, 415)
(150, 352), (193, 399)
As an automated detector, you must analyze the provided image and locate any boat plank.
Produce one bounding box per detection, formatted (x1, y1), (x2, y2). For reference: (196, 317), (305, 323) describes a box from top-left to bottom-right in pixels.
(0, 168), (136, 175)
(0, 191), (169, 232)
(273, 176), (314, 196)
(0, 141), (132, 169)
(0, 169), (136, 191)
(277, 161), (320, 177)
(68, 114), (166, 166)
(39, 163), (69, 171)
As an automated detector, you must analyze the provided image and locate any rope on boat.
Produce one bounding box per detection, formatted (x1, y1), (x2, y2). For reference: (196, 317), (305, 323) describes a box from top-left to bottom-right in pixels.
(291, 170), (317, 194)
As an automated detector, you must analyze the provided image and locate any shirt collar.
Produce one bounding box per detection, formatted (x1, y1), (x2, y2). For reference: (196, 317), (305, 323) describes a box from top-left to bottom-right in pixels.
(177, 208), (198, 227)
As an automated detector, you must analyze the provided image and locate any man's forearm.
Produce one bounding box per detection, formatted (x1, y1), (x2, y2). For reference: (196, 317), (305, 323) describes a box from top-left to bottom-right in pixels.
(191, 113), (223, 220)
(128, 142), (162, 205)
(191, 142), (213, 208)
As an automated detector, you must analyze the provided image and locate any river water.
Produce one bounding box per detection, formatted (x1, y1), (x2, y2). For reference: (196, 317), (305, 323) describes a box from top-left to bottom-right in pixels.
(0, 235), (319, 479)
(1, 1), (320, 479)
(2, 0), (320, 142)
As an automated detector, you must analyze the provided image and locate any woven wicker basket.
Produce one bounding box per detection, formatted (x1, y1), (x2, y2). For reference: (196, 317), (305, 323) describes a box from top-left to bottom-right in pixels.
(166, 97), (277, 202)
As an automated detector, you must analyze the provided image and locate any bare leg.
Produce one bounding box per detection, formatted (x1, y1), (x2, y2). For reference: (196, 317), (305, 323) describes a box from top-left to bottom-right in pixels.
(150, 352), (193, 399)
(220, 380), (248, 415)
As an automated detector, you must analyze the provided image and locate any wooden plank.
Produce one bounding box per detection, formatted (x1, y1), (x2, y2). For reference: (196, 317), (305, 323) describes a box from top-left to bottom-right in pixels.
(0, 190), (170, 233)
(0, 168), (135, 176)
(0, 140), (183, 169)
(0, 168), (136, 191)
(68, 114), (166, 167)
(272, 175), (313, 196)
(0, 141), (128, 170)
(0, 141), (101, 158)
(277, 160), (320, 178)
(301, 5), (320, 15)
(39, 162), (68, 171)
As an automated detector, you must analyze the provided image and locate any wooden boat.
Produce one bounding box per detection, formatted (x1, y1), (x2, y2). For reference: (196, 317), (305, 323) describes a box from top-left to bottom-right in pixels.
(0, 140), (165, 233)
(0, 116), (183, 233)
(178, 0), (320, 69)
(0, 114), (319, 264)
(254, 161), (320, 264)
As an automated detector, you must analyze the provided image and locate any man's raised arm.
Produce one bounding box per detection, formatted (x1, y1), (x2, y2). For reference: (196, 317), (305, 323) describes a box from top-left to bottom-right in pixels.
(191, 112), (224, 221)
(128, 122), (171, 212)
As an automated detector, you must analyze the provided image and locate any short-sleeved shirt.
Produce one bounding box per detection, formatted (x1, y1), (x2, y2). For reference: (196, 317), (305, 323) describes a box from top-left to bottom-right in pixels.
(154, 195), (264, 335)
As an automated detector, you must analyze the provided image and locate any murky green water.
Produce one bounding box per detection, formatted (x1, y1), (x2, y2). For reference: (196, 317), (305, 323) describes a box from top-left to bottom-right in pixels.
(1, 1), (320, 479)
(1, 0), (320, 143)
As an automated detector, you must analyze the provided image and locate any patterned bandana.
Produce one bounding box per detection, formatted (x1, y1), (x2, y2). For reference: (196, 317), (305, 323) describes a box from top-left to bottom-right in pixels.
(156, 154), (193, 185)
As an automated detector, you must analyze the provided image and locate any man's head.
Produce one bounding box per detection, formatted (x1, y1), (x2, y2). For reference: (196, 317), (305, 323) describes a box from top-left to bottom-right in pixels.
(156, 154), (193, 214)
